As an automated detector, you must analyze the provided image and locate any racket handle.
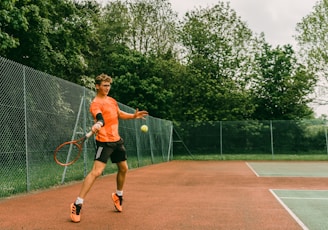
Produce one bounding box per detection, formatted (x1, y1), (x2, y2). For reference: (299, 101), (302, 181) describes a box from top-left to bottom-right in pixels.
(85, 131), (94, 138)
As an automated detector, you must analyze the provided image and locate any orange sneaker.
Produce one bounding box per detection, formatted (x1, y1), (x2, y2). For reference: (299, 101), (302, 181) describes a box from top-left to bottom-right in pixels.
(111, 193), (123, 212)
(70, 203), (82, 223)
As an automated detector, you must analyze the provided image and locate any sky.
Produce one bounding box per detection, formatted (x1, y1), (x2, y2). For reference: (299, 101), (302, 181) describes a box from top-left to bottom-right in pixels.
(169, 0), (318, 48)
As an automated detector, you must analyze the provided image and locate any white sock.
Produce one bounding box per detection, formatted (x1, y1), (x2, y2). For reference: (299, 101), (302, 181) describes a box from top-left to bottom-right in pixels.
(75, 197), (84, 205)
(116, 190), (123, 196)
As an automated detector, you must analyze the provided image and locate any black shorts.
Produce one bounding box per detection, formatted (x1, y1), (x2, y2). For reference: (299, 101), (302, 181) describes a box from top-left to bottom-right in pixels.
(95, 139), (127, 164)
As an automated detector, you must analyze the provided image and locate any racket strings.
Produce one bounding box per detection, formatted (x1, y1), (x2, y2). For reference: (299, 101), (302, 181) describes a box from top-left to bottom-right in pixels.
(54, 142), (82, 166)
(53, 132), (93, 166)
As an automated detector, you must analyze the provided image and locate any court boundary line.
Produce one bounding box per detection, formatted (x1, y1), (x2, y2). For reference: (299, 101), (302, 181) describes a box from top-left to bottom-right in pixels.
(245, 162), (260, 177)
(246, 162), (328, 178)
(270, 189), (308, 230)
(280, 197), (328, 200)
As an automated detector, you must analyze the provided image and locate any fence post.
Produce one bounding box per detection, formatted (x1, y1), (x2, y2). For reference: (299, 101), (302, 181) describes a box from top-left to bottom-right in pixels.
(167, 123), (173, 161)
(135, 118), (141, 167)
(325, 126), (328, 155)
(148, 119), (154, 164)
(270, 120), (274, 159)
(82, 87), (88, 177)
(220, 121), (223, 159)
(23, 66), (30, 192)
(60, 96), (85, 184)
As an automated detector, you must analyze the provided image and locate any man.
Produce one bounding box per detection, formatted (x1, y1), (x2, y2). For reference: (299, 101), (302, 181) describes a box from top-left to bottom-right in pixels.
(70, 73), (148, 223)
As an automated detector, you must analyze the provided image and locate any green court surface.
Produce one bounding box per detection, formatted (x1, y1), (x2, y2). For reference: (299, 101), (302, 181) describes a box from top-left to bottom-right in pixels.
(248, 162), (328, 230)
(271, 190), (328, 230)
(248, 162), (328, 177)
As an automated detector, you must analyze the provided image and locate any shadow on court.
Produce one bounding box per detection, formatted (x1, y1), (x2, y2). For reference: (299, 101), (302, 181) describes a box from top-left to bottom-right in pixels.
(1, 161), (327, 230)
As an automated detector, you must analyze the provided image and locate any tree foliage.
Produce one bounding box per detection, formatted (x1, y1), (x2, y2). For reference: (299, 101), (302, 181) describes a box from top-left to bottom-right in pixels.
(251, 44), (316, 120)
(0, 0), (28, 52)
(295, 0), (328, 76)
(126, 0), (178, 56)
(177, 2), (257, 121)
(0, 0), (318, 122)
(1, 0), (101, 82)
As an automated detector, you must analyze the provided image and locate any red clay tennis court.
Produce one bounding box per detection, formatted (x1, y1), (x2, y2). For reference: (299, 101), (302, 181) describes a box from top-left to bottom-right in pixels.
(1, 160), (327, 230)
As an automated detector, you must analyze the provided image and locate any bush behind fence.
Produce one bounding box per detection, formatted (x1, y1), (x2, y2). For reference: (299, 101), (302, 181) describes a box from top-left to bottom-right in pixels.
(174, 119), (328, 156)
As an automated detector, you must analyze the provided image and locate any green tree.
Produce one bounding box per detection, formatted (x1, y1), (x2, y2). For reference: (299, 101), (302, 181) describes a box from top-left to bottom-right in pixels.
(86, 0), (180, 119)
(2, 0), (101, 82)
(0, 0), (28, 54)
(86, 0), (131, 74)
(127, 0), (178, 57)
(251, 43), (316, 120)
(177, 2), (257, 121)
(295, 0), (328, 76)
(101, 47), (175, 119)
(99, 0), (130, 45)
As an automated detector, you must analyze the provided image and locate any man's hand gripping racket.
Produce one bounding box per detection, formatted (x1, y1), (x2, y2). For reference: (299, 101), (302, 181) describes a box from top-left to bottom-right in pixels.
(54, 131), (94, 166)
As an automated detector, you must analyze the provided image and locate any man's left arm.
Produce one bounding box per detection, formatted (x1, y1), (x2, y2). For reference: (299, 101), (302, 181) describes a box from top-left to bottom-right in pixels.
(118, 108), (148, 120)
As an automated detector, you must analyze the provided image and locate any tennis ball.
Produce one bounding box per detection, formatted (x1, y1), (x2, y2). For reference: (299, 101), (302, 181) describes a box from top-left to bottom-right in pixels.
(141, 125), (148, 132)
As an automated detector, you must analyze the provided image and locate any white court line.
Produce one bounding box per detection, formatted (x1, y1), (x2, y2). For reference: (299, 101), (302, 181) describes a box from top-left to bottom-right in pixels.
(280, 197), (328, 200)
(270, 189), (309, 230)
(245, 162), (260, 177)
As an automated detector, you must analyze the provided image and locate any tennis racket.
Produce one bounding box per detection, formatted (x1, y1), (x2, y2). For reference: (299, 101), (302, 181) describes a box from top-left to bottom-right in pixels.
(54, 131), (94, 166)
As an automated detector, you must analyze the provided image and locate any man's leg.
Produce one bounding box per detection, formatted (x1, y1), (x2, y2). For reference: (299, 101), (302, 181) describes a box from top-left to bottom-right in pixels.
(79, 160), (107, 198)
(116, 160), (128, 190)
(112, 160), (128, 212)
(70, 160), (106, 222)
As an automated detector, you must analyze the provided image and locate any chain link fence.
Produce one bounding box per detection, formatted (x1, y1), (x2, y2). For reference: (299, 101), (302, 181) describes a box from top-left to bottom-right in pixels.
(174, 119), (328, 157)
(2, 55), (328, 199)
(0, 56), (173, 198)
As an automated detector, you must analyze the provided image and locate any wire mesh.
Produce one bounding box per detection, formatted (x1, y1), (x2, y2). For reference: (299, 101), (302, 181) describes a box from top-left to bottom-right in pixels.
(0, 56), (173, 198)
(2, 55), (327, 199)
(174, 119), (328, 156)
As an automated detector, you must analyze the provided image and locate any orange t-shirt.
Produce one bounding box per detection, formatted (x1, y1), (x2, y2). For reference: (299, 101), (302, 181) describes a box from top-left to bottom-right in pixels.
(90, 96), (121, 142)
